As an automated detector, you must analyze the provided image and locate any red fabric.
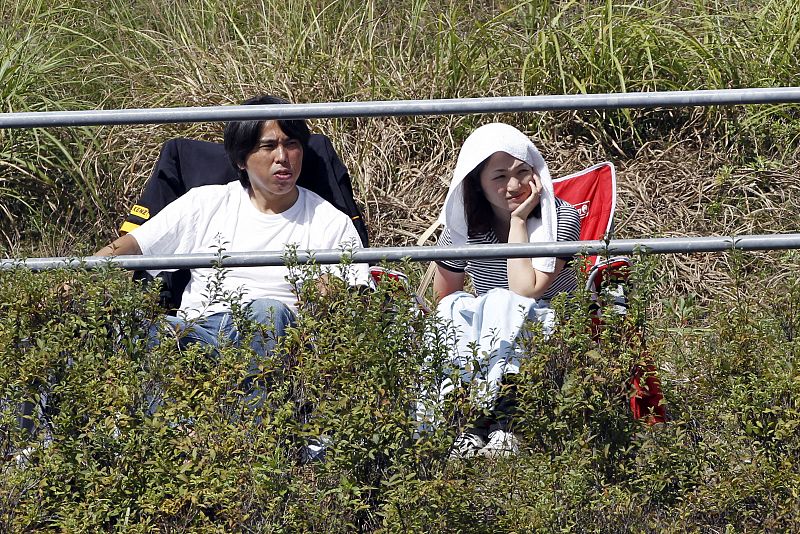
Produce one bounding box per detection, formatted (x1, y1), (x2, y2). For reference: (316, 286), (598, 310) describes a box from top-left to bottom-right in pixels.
(552, 162), (616, 267)
(554, 162), (666, 424)
(587, 258), (631, 293)
(369, 266), (410, 288)
(630, 360), (667, 424)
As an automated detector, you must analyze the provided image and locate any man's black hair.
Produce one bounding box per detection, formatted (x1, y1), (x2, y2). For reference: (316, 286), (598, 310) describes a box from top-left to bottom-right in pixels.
(223, 95), (312, 188)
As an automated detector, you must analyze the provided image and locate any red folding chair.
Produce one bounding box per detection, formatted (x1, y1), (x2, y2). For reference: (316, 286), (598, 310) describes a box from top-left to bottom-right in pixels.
(552, 162), (629, 305)
(553, 162), (665, 424)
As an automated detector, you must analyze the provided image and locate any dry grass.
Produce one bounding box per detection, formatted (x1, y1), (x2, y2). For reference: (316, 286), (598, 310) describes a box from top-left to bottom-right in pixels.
(2, 0), (800, 296)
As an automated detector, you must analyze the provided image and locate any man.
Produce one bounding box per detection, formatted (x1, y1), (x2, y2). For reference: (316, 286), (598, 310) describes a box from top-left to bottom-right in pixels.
(96, 95), (369, 357)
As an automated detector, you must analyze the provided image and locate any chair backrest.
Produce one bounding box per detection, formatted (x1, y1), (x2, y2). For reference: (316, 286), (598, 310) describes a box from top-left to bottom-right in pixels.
(120, 135), (367, 310)
(551, 161), (616, 267)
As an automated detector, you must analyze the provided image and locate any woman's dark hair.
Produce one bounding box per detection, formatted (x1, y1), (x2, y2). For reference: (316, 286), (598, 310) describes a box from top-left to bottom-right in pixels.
(462, 158), (494, 236)
(223, 95), (311, 188)
(462, 156), (541, 237)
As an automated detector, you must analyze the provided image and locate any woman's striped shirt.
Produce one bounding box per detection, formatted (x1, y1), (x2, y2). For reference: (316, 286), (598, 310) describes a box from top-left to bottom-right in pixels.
(436, 198), (582, 300)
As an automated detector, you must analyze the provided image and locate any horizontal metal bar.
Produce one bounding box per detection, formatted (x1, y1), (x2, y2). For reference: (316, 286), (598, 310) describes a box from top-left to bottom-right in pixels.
(2, 88), (800, 129)
(3, 234), (800, 272)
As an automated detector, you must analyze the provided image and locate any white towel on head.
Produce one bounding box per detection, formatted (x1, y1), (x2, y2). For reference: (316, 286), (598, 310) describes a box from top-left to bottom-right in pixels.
(438, 122), (558, 273)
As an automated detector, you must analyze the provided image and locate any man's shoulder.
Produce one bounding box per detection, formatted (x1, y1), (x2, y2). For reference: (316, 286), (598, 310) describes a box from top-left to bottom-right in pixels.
(298, 187), (350, 221)
(183, 182), (241, 203)
(192, 181), (239, 194)
(159, 183), (241, 220)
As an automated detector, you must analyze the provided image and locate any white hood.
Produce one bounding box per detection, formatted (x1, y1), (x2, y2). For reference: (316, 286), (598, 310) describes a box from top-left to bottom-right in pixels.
(438, 122), (558, 273)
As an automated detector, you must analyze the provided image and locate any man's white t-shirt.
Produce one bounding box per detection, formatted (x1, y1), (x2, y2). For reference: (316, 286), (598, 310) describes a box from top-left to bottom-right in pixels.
(129, 182), (368, 319)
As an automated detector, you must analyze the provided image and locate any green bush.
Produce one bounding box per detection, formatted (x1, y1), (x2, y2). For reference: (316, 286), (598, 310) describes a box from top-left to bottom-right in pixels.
(2, 256), (800, 531)
(0, 262), (458, 531)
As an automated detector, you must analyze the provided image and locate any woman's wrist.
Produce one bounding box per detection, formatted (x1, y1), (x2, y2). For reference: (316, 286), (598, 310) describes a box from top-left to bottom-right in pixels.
(507, 217), (528, 244)
(509, 216), (527, 227)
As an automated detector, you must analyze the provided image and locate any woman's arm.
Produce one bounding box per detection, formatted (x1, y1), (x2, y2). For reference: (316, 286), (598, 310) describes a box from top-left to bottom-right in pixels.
(507, 249), (565, 298)
(95, 234), (142, 256)
(506, 178), (564, 298)
(433, 264), (466, 301)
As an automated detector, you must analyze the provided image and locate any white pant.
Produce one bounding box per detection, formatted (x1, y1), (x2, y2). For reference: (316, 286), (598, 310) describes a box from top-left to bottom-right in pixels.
(416, 288), (554, 432)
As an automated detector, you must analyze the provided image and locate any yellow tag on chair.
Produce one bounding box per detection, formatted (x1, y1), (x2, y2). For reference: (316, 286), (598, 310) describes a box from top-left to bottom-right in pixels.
(130, 205), (151, 220)
(120, 221), (140, 233)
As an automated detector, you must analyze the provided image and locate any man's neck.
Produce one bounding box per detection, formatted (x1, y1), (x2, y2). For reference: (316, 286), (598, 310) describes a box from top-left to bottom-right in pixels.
(247, 186), (300, 214)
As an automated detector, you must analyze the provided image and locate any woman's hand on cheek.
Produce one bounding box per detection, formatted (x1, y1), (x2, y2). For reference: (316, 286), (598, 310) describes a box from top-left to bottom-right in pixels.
(510, 178), (541, 221)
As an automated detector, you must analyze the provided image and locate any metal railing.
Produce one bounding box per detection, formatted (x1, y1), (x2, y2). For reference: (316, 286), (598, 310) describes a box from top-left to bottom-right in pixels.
(3, 234), (800, 271)
(2, 87), (800, 271)
(2, 88), (800, 128)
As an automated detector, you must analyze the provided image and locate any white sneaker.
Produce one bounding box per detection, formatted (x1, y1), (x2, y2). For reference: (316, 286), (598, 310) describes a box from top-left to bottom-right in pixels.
(478, 430), (519, 457)
(449, 432), (486, 459)
(301, 435), (332, 464)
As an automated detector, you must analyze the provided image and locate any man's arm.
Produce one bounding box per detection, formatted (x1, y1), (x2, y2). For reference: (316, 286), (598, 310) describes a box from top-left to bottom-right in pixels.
(95, 234), (142, 257)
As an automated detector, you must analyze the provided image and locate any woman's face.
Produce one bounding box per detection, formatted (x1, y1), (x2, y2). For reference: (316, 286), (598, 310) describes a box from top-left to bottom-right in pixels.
(478, 151), (536, 216)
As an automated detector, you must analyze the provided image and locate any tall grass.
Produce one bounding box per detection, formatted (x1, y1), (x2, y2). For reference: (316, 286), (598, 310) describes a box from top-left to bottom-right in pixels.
(2, 0), (799, 258)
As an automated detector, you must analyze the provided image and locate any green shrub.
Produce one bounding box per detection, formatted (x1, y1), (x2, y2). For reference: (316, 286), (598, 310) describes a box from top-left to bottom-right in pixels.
(0, 261), (487, 530)
(0, 262), (460, 531)
(2, 257), (800, 531)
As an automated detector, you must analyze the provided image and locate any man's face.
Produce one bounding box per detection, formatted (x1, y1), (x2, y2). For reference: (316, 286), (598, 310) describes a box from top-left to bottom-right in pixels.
(241, 120), (303, 199)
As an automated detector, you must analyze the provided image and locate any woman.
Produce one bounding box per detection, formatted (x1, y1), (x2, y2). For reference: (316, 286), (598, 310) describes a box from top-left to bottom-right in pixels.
(433, 123), (581, 457)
